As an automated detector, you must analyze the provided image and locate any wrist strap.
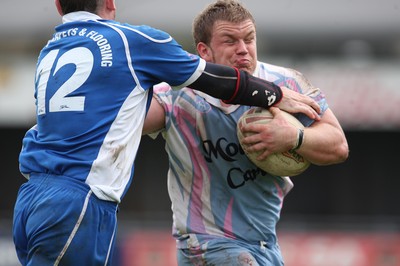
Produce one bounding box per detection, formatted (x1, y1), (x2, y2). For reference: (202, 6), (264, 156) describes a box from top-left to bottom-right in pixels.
(292, 128), (304, 151)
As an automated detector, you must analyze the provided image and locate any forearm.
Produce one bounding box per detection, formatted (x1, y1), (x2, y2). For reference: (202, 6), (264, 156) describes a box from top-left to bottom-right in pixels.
(188, 62), (282, 108)
(296, 111), (349, 165)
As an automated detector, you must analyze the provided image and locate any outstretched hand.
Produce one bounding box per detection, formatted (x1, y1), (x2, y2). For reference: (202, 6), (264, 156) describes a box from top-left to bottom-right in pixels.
(276, 87), (321, 121)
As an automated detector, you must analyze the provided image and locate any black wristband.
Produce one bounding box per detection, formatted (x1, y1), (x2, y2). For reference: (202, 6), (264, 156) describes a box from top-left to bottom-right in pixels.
(292, 128), (304, 151)
(224, 70), (283, 108)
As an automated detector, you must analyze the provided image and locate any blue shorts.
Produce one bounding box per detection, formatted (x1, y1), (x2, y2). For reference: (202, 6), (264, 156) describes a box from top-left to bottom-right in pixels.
(13, 173), (118, 266)
(177, 237), (284, 266)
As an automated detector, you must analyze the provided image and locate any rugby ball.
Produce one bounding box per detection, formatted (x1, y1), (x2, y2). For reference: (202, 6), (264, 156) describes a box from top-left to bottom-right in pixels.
(237, 107), (310, 176)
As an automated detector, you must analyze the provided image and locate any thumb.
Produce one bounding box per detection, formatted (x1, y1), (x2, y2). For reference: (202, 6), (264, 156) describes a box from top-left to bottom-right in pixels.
(269, 106), (281, 117)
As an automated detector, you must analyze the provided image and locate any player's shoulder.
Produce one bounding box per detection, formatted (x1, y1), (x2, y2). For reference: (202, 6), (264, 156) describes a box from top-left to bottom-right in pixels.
(153, 82), (173, 94)
(110, 22), (173, 42)
(153, 83), (198, 109)
(257, 60), (303, 79)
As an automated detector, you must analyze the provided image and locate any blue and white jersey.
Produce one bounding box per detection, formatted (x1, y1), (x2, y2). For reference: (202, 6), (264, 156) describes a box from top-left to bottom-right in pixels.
(19, 11), (205, 203)
(152, 61), (328, 248)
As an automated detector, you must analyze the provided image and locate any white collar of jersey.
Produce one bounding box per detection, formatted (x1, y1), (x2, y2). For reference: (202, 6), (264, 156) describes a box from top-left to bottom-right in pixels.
(194, 63), (260, 114)
(253, 61), (261, 77)
(62, 11), (102, 24)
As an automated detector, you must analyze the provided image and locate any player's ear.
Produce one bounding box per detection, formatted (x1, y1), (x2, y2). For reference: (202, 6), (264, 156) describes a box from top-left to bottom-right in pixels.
(55, 0), (63, 16)
(105, 0), (116, 12)
(197, 42), (212, 61)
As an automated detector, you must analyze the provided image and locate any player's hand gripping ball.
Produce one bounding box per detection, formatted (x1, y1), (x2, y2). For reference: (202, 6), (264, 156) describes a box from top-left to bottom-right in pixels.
(237, 107), (310, 176)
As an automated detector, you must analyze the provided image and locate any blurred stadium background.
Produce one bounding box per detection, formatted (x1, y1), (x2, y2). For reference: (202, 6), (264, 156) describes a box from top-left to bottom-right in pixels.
(1, 0), (400, 265)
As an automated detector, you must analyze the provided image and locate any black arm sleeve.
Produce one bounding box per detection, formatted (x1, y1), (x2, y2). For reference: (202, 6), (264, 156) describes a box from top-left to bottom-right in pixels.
(188, 62), (282, 108)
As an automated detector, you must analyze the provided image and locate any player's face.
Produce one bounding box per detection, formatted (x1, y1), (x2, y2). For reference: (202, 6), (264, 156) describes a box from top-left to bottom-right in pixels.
(206, 19), (257, 74)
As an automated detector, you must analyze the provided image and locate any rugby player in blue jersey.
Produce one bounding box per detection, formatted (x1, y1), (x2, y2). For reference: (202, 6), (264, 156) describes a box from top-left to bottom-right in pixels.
(143, 1), (349, 265)
(13, 0), (323, 265)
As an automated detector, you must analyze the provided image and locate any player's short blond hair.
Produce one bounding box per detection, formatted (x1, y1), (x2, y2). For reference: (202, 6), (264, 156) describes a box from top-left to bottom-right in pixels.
(192, 0), (256, 46)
